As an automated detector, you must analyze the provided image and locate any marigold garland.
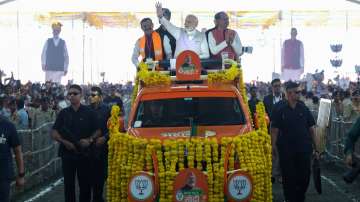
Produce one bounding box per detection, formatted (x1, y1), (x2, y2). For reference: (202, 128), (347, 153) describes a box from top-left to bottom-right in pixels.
(107, 130), (272, 201)
(207, 60), (239, 84)
(131, 76), (139, 105)
(256, 102), (268, 133)
(131, 62), (171, 105)
(108, 63), (272, 201)
(138, 62), (171, 87)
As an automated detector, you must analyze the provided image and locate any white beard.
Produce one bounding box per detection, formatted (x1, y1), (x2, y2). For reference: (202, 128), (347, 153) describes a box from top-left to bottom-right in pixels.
(185, 27), (195, 33)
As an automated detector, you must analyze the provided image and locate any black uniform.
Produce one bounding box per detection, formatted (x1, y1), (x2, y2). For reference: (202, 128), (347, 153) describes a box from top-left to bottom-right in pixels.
(0, 117), (20, 202)
(53, 105), (99, 202)
(271, 100), (315, 202)
(263, 93), (285, 119)
(89, 103), (110, 202)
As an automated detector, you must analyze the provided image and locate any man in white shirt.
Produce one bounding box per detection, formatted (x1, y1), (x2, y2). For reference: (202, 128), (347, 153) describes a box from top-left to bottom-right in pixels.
(156, 3), (209, 59)
(41, 22), (69, 83)
(208, 12), (242, 61)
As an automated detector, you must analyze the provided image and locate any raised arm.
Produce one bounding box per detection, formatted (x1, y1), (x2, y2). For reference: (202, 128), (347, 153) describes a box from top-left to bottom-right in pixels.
(156, 2), (181, 39)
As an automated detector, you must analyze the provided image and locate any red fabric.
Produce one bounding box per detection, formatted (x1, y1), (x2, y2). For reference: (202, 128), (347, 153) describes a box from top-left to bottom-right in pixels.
(211, 29), (237, 59)
(283, 39), (301, 70)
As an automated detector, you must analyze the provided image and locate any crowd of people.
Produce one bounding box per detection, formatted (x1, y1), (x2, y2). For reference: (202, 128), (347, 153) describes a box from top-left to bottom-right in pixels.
(1, 68), (360, 202)
(0, 76), (131, 202)
(1, 69), (360, 202)
(0, 71), (132, 131)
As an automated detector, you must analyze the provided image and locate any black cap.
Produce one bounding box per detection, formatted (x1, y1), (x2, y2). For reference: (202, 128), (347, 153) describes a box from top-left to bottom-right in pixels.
(284, 80), (299, 91)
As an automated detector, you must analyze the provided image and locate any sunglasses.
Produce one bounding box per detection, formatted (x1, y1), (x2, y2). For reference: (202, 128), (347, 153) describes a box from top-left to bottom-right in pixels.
(90, 93), (98, 97)
(68, 92), (80, 96)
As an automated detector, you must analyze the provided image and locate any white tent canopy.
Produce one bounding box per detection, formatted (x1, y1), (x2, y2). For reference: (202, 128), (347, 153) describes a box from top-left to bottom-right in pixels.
(0, 0), (360, 84)
(1, 0), (360, 12)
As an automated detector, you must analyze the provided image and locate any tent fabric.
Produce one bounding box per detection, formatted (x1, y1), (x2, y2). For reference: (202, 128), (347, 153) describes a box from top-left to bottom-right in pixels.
(1, 0), (360, 12)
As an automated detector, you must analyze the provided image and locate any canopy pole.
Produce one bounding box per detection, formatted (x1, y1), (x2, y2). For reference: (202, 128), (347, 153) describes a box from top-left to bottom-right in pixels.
(16, 10), (19, 79)
(90, 37), (93, 84)
(346, 10), (349, 32)
(82, 19), (85, 84)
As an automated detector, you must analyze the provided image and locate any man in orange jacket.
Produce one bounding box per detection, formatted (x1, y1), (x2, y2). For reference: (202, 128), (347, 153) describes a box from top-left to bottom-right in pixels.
(132, 18), (171, 70)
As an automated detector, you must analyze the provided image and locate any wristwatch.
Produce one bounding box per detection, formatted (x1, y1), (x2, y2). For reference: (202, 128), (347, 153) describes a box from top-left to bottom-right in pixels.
(18, 172), (25, 178)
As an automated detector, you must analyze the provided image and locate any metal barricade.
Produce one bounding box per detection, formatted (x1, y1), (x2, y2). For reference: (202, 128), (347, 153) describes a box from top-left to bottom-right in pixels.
(11, 122), (62, 198)
(326, 119), (354, 160)
(310, 110), (318, 122)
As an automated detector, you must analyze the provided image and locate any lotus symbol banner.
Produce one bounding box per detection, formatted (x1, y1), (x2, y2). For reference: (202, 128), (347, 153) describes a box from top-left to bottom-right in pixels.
(129, 173), (154, 201)
(233, 178), (246, 195)
(135, 178), (148, 195)
(226, 171), (253, 202)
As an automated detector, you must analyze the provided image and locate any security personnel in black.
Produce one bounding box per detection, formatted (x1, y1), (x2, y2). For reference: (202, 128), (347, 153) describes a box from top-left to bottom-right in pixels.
(88, 86), (111, 202)
(52, 84), (100, 202)
(0, 115), (25, 202)
(271, 81), (319, 202)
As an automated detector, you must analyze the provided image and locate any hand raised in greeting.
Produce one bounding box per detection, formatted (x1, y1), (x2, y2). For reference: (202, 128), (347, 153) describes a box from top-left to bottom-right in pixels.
(155, 2), (163, 18)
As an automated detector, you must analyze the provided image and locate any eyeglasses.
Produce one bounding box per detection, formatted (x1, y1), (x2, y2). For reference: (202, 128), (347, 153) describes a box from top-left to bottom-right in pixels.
(68, 92), (79, 96)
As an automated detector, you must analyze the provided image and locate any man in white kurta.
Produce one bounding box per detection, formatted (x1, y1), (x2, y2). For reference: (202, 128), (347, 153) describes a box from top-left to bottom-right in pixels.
(41, 22), (69, 83)
(208, 12), (243, 61)
(156, 3), (209, 59)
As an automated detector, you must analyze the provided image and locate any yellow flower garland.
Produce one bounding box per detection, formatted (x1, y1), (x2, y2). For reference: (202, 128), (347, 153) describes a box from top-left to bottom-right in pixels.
(131, 62), (171, 105)
(138, 62), (171, 87)
(131, 76), (139, 105)
(107, 125), (272, 202)
(208, 60), (239, 84)
(108, 63), (272, 202)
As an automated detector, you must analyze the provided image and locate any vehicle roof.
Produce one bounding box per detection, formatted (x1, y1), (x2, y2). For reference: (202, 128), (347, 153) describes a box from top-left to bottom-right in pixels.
(139, 82), (240, 95)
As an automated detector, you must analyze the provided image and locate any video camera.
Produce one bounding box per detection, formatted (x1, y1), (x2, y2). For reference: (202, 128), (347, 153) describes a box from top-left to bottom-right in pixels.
(242, 46), (253, 54)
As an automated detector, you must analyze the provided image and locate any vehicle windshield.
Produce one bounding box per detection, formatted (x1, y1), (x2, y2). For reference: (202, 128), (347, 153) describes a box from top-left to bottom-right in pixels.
(133, 97), (246, 128)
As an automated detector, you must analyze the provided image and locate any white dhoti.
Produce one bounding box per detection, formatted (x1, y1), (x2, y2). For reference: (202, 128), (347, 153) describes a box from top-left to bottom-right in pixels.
(281, 69), (303, 81)
(45, 70), (64, 83)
